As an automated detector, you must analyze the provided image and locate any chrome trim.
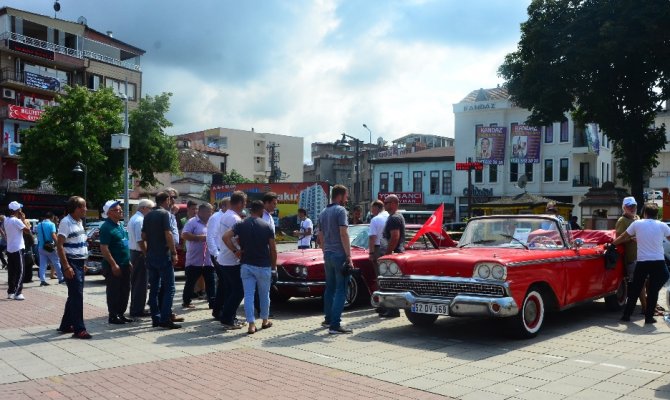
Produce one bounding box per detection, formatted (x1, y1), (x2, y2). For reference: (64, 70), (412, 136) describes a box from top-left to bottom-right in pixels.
(507, 253), (602, 267)
(378, 275), (511, 297)
(275, 280), (325, 287)
(371, 290), (518, 317)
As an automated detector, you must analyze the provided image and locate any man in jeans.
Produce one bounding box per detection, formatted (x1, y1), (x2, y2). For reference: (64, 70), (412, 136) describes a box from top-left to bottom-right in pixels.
(318, 184), (353, 334)
(217, 191), (246, 330)
(57, 197), (91, 339)
(142, 191), (180, 329)
(37, 212), (62, 285)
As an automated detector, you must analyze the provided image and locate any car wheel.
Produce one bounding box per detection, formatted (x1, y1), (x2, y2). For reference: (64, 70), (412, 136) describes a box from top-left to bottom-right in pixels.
(509, 289), (545, 339)
(404, 308), (438, 326)
(604, 279), (627, 311)
(344, 276), (360, 308)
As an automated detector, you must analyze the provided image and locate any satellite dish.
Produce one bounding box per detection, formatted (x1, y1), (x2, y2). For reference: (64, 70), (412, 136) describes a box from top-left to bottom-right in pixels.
(516, 174), (528, 192)
(77, 16), (88, 25)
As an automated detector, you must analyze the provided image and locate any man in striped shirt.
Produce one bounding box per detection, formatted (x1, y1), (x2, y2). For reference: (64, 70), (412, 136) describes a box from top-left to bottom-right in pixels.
(56, 196), (91, 339)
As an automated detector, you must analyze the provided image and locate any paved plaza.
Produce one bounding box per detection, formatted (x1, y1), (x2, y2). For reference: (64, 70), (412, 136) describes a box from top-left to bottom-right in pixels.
(2, 250), (670, 399)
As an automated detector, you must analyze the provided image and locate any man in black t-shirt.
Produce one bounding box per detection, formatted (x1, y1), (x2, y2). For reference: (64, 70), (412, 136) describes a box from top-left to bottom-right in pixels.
(380, 194), (404, 318)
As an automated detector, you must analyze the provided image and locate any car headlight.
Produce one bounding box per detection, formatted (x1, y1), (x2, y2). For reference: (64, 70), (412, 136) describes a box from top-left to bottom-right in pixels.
(378, 260), (400, 276)
(473, 263), (506, 280)
(378, 260), (389, 276)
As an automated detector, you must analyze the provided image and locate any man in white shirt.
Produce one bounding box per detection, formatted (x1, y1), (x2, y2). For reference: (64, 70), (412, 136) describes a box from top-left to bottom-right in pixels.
(293, 208), (313, 249)
(367, 200), (389, 262)
(215, 191), (246, 329)
(128, 199), (155, 318)
(5, 201), (31, 300)
(207, 198), (227, 318)
(262, 192), (277, 233)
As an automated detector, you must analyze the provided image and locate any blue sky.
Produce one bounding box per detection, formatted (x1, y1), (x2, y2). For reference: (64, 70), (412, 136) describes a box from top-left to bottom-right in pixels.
(7, 0), (531, 161)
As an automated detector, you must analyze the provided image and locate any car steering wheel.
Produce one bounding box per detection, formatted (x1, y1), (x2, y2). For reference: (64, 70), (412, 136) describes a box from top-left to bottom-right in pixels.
(528, 235), (558, 248)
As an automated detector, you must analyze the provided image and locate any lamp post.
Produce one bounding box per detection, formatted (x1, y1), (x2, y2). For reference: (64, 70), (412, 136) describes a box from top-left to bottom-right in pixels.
(122, 81), (129, 224)
(363, 123), (372, 145)
(72, 162), (87, 223)
(338, 133), (361, 207)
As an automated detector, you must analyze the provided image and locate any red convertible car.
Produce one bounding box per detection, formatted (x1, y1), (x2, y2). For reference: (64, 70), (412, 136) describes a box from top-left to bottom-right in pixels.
(273, 224), (455, 307)
(371, 215), (626, 338)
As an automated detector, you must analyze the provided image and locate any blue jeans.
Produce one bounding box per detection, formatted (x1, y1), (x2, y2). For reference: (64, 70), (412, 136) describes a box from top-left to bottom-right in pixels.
(59, 258), (86, 333)
(241, 264), (272, 323)
(323, 252), (349, 329)
(38, 247), (62, 282)
(146, 254), (175, 324)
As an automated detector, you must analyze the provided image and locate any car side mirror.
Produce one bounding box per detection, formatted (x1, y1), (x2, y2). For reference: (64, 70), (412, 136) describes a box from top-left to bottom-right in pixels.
(573, 238), (584, 249)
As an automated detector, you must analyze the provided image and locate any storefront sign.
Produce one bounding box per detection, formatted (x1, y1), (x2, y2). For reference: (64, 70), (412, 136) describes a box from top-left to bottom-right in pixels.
(475, 126), (506, 165)
(378, 192), (424, 204)
(510, 124), (541, 164)
(456, 162), (483, 171)
(8, 40), (55, 60)
(8, 105), (44, 122)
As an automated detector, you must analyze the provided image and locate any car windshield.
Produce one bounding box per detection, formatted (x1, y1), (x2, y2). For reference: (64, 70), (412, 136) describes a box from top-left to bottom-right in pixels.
(348, 225), (440, 250)
(458, 217), (566, 249)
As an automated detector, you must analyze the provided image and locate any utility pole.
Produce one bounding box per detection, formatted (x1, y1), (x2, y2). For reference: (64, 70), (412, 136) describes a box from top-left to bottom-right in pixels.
(267, 142), (281, 183)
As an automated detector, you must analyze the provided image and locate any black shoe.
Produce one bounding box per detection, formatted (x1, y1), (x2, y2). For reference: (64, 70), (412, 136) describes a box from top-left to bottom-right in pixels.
(40, 281), (50, 286)
(157, 321), (182, 329)
(119, 315), (135, 323)
(328, 326), (353, 334)
(645, 317), (657, 324)
(57, 325), (74, 334)
(379, 309), (400, 318)
(151, 320), (159, 327)
(620, 315), (631, 322)
(108, 316), (126, 325)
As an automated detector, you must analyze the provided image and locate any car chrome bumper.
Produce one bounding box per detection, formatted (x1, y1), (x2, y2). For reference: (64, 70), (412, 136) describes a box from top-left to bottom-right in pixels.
(371, 290), (519, 317)
(275, 280), (326, 288)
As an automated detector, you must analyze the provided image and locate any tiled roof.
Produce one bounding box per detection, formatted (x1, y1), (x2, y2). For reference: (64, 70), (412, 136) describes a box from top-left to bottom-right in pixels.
(178, 148), (220, 173)
(459, 87), (509, 103)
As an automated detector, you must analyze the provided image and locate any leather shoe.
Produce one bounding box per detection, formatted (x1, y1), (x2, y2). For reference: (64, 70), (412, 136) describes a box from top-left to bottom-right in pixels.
(158, 321), (182, 329)
(108, 316), (126, 325)
(171, 313), (185, 322)
(119, 315), (135, 323)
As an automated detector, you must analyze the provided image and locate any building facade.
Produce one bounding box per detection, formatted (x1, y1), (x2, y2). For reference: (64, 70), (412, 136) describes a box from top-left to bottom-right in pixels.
(177, 127), (303, 183)
(453, 87), (617, 222)
(0, 7), (144, 217)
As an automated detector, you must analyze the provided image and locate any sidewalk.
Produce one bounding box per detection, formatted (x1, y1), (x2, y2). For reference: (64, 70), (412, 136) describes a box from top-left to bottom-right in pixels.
(0, 270), (449, 399)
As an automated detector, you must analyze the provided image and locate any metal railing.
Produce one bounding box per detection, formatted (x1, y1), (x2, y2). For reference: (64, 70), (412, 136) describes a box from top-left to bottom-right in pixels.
(572, 175), (599, 187)
(0, 67), (66, 92)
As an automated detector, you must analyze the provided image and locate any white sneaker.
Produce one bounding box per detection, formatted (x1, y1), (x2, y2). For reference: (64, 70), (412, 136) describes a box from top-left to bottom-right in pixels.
(7, 293), (13, 299)
(13, 294), (24, 300)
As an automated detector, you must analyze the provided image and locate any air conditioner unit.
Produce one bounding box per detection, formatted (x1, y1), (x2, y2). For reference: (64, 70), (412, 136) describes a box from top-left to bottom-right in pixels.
(2, 89), (15, 100)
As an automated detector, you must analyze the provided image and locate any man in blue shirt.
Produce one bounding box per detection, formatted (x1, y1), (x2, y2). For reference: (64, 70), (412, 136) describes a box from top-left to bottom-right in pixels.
(37, 212), (62, 285)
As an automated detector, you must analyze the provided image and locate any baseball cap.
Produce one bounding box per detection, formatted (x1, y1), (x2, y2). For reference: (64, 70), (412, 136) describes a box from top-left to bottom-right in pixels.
(102, 200), (121, 218)
(622, 196), (637, 207)
(8, 201), (22, 211)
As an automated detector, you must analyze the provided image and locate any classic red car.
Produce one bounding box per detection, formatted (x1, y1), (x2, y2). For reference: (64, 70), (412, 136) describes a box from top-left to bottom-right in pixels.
(273, 224), (455, 307)
(371, 215), (626, 338)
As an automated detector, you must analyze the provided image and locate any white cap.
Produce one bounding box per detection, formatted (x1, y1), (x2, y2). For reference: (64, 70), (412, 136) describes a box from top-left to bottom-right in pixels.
(8, 201), (22, 211)
(622, 196), (637, 207)
(102, 200), (121, 218)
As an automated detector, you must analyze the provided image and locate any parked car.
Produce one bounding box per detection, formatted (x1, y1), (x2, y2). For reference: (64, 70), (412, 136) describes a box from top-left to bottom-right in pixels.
(85, 221), (104, 275)
(371, 215), (626, 338)
(274, 224), (456, 307)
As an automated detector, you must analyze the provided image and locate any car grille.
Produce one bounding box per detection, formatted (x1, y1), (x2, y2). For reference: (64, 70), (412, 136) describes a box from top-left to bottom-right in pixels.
(379, 278), (505, 298)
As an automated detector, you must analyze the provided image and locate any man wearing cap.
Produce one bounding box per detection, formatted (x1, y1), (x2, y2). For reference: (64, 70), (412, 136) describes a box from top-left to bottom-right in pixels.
(541, 201), (565, 230)
(615, 196), (647, 311)
(128, 198), (155, 318)
(99, 200), (133, 325)
(5, 201), (31, 300)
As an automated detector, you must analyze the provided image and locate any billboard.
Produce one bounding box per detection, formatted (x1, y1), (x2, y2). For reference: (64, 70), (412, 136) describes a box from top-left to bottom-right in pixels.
(585, 123), (600, 155)
(210, 182), (330, 221)
(475, 126), (506, 165)
(510, 124), (541, 164)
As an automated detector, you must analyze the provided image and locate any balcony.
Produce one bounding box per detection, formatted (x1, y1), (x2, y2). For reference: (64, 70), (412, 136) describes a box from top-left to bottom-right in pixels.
(573, 175), (599, 187)
(0, 31), (141, 71)
(0, 68), (65, 95)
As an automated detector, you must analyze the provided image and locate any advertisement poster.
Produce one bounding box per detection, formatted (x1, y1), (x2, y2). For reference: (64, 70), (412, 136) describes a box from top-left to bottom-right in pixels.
(585, 123), (600, 155)
(510, 124), (541, 164)
(475, 126), (506, 165)
(210, 182), (330, 221)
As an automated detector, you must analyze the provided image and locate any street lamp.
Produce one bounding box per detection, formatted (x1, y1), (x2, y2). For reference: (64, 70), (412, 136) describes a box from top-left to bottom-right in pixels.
(112, 81), (130, 224)
(363, 124), (372, 145)
(72, 162), (87, 223)
(337, 133), (361, 207)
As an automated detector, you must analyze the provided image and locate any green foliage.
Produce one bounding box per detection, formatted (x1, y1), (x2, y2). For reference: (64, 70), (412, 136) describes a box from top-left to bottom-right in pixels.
(222, 169), (252, 184)
(499, 0), (670, 204)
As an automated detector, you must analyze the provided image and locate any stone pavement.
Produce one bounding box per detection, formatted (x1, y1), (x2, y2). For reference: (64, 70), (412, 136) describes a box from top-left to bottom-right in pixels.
(2, 264), (670, 399)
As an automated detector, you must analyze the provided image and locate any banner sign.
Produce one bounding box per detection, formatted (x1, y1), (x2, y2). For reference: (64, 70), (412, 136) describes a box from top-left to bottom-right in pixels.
(24, 71), (61, 91)
(475, 126), (506, 165)
(510, 124), (541, 164)
(456, 162), (483, 171)
(8, 40), (54, 60)
(8, 105), (44, 122)
(377, 192), (423, 205)
(585, 123), (600, 155)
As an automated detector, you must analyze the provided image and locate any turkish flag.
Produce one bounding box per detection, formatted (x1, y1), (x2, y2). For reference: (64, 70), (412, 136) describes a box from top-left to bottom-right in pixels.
(407, 203), (449, 247)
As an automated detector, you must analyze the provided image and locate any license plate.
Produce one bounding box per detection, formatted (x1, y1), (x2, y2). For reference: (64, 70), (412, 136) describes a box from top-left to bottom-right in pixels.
(411, 302), (449, 315)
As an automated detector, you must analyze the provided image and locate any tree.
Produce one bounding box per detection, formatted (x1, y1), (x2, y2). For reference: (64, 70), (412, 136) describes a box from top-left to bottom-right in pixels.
(498, 0), (670, 205)
(222, 169), (253, 184)
(20, 86), (179, 208)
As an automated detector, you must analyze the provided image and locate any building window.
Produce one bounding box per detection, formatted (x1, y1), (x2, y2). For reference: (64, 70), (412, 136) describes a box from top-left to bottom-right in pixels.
(544, 159), (553, 182)
(475, 168), (483, 183)
(525, 163), (533, 182)
(545, 124), (553, 143)
(87, 74), (102, 91)
(430, 171), (439, 194)
(220, 161), (227, 174)
(489, 164), (497, 183)
(510, 163), (518, 182)
(413, 171), (422, 192)
(105, 78), (136, 100)
(560, 120), (569, 142)
(442, 171), (452, 195)
(393, 172), (402, 192)
(380, 172), (389, 193)
(559, 158), (569, 181)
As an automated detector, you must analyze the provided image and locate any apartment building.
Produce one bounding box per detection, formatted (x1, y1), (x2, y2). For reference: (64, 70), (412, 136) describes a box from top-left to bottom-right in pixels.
(453, 87), (617, 221)
(0, 7), (144, 215)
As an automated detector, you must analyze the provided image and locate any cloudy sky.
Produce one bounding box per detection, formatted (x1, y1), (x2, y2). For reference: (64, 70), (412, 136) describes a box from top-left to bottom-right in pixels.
(9, 0), (530, 161)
